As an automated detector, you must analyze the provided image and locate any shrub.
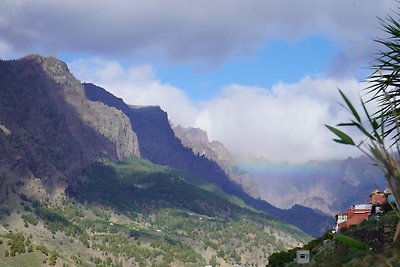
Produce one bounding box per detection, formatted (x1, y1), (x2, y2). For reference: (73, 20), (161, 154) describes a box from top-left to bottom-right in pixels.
(5, 232), (26, 256)
(22, 214), (38, 225)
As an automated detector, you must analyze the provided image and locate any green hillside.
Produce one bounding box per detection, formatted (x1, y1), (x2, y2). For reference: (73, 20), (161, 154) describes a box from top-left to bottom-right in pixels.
(0, 156), (310, 266)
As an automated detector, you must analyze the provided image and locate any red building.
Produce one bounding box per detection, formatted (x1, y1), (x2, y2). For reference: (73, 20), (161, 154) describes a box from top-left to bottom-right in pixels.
(334, 189), (393, 232)
(336, 204), (372, 231)
(370, 190), (386, 205)
(370, 189), (389, 214)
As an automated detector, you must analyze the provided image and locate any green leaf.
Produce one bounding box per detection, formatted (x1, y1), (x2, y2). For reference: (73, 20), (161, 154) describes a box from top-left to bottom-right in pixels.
(325, 125), (355, 145)
(368, 144), (384, 163)
(379, 112), (385, 143)
(371, 120), (379, 131)
(333, 233), (369, 251)
(338, 89), (361, 123)
(361, 100), (383, 143)
(337, 122), (357, 127)
(338, 120), (377, 141)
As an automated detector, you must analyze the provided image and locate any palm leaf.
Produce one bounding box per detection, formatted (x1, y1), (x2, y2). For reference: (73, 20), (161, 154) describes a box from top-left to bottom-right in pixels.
(325, 125), (355, 146)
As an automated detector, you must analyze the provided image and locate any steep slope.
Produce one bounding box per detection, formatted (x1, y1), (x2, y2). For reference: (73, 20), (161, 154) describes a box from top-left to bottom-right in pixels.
(84, 83), (334, 237)
(0, 55), (139, 202)
(173, 125), (260, 198)
(0, 156), (311, 267)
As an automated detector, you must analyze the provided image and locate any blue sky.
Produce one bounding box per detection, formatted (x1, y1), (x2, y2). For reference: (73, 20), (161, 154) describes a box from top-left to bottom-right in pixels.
(59, 35), (340, 101)
(155, 36), (339, 100)
(0, 0), (396, 163)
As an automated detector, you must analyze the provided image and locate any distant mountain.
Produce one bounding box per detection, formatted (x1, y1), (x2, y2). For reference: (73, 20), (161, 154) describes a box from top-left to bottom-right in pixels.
(241, 156), (386, 215)
(167, 125), (374, 222)
(173, 125), (260, 198)
(0, 55), (139, 202)
(84, 83), (334, 236)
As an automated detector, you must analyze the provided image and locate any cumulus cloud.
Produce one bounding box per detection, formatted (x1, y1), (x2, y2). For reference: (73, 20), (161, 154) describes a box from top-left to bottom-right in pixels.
(70, 59), (367, 163)
(0, 0), (396, 73)
(69, 58), (198, 127)
(195, 78), (366, 163)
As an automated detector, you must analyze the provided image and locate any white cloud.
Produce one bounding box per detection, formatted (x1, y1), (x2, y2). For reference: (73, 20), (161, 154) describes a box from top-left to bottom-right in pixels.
(69, 58), (198, 127)
(0, 41), (13, 59)
(195, 78), (366, 163)
(70, 59), (368, 163)
(0, 0), (396, 73)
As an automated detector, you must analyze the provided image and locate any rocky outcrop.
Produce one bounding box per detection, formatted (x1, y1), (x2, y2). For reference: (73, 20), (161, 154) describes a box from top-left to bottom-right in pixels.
(0, 55), (139, 199)
(173, 126), (232, 165)
(173, 125), (260, 198)
(26, 55), (139, 160)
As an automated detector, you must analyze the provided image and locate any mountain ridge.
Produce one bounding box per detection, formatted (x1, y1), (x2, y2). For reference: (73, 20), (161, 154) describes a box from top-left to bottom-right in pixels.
(0, 55), (140, 203)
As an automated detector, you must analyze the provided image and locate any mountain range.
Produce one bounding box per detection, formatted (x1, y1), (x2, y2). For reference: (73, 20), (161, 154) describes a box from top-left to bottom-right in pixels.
(170, 125), (387, 217)
(239, 156), (386, 216)
(0, 55), (331, 266)
(83, 82), (333, 237)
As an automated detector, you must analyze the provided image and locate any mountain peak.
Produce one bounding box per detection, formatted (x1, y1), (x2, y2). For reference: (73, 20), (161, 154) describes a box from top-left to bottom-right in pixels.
(20, 54), (68, 72)
(174, 125), (210, 145)
(0, 56), (140, 198)
(18, 54), (75, 86)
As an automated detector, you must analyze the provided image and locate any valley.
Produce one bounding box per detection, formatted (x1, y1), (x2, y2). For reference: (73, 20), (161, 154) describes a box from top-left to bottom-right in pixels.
(240, 157), (386, 216)
(1, 2), (400, 266)
(83, 81), (333, 237)
(0, 55), (314, 266)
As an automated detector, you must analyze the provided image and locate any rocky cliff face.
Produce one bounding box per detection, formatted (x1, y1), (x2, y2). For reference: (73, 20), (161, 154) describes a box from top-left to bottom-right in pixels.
(173, 125), (260, 198)
(0, 55), (139, 201)
(173, 126), (232, 165)
(33, 55), (139, 160)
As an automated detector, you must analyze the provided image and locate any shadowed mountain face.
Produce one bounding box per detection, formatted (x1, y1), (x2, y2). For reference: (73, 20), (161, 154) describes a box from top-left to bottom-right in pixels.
(0, 55), (139, 202)
(84, 83), (334, 237)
